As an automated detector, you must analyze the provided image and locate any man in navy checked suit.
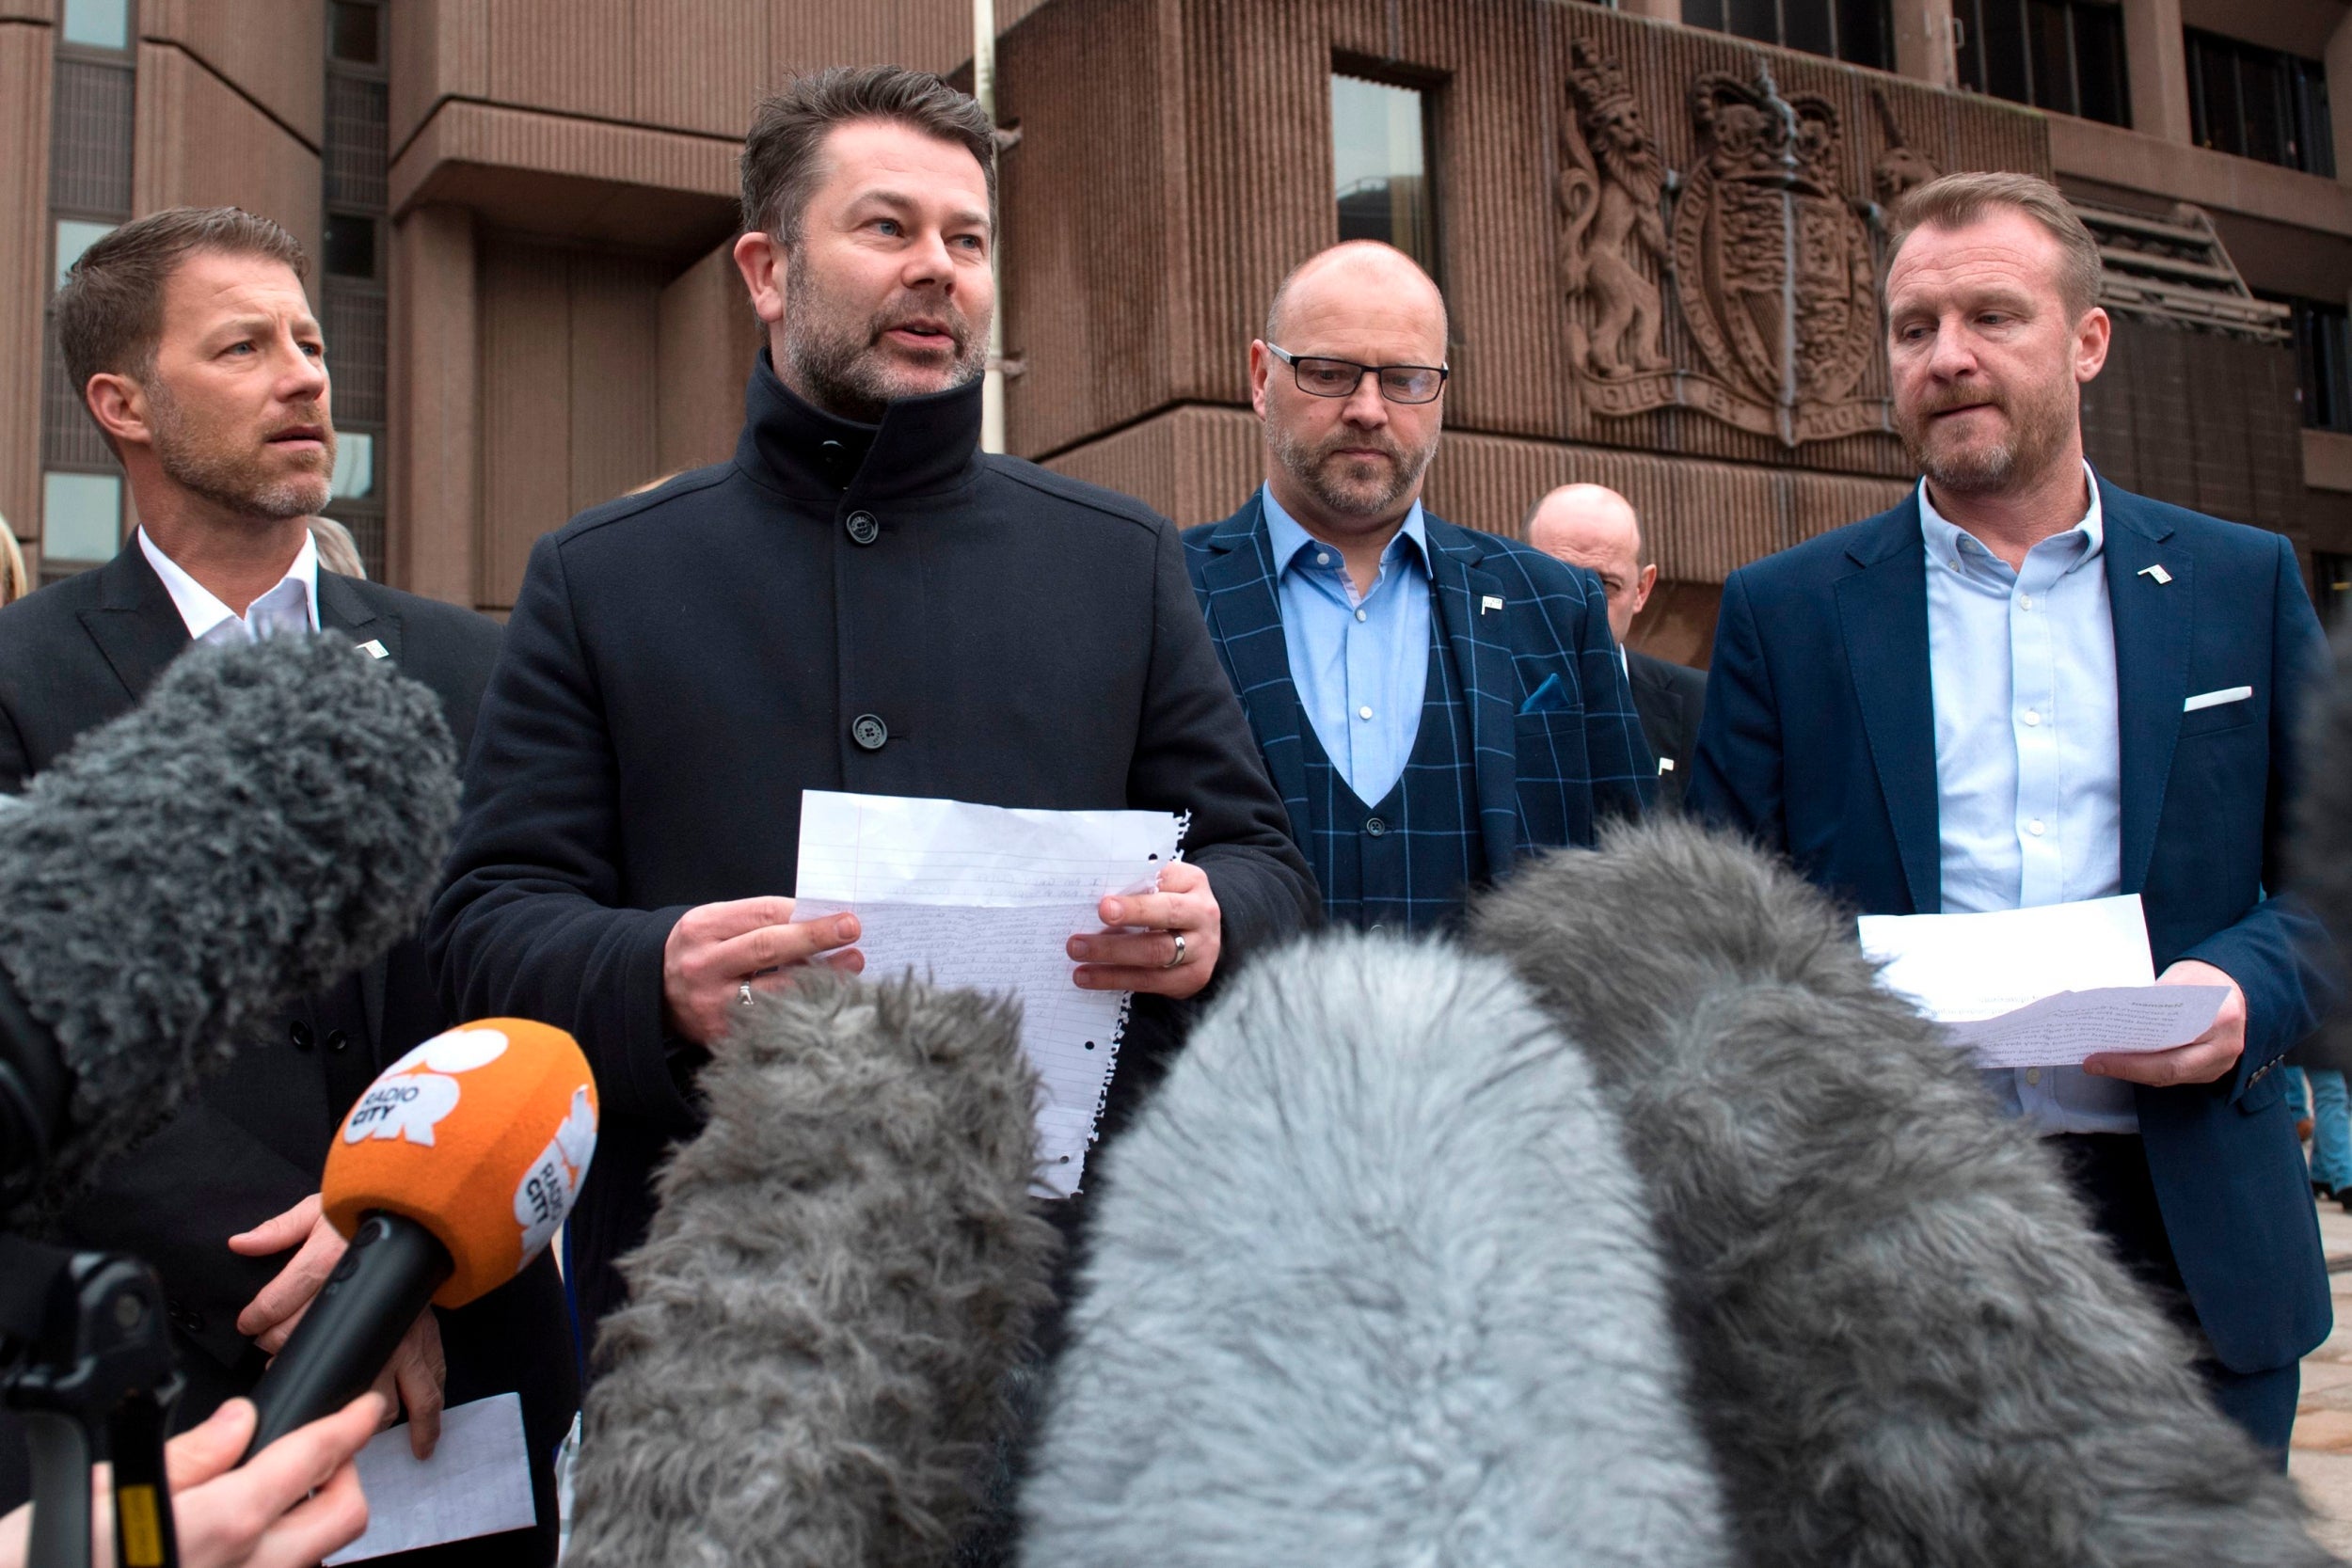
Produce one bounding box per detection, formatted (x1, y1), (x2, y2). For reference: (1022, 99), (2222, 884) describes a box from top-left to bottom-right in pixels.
(1184, 242), (1652, 932)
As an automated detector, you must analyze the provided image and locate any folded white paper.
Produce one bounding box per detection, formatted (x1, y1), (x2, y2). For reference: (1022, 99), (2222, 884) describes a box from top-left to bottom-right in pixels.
(1857, 895), (2227, 1067)
(796, 790), (1185, 1196)
(325, 1392), (536, 1563)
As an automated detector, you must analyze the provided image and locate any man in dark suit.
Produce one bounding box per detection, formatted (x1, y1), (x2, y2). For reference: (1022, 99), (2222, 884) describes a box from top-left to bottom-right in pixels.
(426, 68), (1316, 1353)
(1526, 482), (1704, 808)
(1689, 172), (2331, 1458)
(1184, 242), (1651, 933)
(0, 207), (575, 1562)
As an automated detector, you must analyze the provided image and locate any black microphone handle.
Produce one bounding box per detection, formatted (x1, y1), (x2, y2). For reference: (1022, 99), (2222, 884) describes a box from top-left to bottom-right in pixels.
(242, 1212), (453, 1460)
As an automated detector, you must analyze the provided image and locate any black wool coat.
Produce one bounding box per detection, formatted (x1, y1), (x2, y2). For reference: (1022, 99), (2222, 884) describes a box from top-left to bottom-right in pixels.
(0, 548), (577, 1565)
(427, 354), (1318, 1345)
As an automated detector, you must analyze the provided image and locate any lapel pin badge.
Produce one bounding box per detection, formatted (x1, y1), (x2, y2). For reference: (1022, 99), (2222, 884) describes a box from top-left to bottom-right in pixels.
(1480, 594), (1503, 614)
(357, 639), (389, 659)
(2137, 564), (2172, 585)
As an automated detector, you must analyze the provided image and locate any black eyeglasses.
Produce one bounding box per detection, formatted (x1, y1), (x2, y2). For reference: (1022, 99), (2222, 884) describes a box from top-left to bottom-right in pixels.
(1266, 345), (1449, 405)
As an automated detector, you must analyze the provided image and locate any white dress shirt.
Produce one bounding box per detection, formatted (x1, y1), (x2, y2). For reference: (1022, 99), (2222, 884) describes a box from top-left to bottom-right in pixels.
(1920, 466), (2136, 1134)
(138, 526), (321, 643)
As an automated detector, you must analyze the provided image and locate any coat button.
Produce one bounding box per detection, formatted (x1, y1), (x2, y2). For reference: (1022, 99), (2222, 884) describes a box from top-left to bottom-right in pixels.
(326, 1029), (350, 1053)
(851, 714), (890, 751)
(1364, 816), (1387, 836)
(169, 1303), (205, 1336)
(290, 1021), (315, 1052)
(845, 510), (880, 546)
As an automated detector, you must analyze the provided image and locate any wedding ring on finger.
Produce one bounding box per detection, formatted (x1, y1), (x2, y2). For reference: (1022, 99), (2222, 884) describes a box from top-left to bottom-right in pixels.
(739, 979), (755, 1007)
(1161, 932), (1188, 969)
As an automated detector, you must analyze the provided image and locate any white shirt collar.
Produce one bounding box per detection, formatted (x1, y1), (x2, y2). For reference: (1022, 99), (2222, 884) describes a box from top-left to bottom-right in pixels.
(138, 526), (321, 644)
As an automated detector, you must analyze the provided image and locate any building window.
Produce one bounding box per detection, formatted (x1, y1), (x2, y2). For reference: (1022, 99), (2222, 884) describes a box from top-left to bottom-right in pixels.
(1685, 0), (1893, 71)
(2317, 551), (2352, 630)
(323, 0), (389, 578)
(40, 472), (120, 565)
(2186, 29), (2333, 175)
(54, 219), (112, 291)
(1331, 73), (1438, 279)
(1955, 0), (2129, 124)
(2271, 294), (2352, 432)
(60, 0), (130, 52)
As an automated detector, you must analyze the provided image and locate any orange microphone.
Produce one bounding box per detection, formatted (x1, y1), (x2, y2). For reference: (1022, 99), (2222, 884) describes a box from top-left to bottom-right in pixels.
(242, 1019), (597, 1458)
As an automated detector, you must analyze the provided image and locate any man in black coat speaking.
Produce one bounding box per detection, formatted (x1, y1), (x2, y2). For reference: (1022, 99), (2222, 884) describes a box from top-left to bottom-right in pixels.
(427, 66), (1318, 1347)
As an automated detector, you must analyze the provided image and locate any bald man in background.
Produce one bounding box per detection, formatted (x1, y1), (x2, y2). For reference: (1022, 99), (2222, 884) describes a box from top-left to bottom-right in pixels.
(1527, 483), (1704, 808)
(1184, 242), (1651, 932)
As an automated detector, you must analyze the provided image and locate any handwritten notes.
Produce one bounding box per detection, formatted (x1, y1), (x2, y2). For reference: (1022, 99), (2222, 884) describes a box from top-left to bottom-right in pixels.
(1858, 895), (2228, 1068)
(795, 791), (1185, 1196)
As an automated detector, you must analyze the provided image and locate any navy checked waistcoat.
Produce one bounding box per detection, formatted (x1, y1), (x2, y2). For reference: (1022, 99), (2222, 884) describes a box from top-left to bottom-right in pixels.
(1295, 615), (1486, 932)
(1183, 492), (1656, 917)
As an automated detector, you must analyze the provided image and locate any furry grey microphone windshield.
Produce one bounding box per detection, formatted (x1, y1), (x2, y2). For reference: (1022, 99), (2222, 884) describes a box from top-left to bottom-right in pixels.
(1021, 933), (1734, 1568)
(565, 974), (1059, 1568)
(1470, 818), (2337, 1568)
(0, 633), (458, 1205)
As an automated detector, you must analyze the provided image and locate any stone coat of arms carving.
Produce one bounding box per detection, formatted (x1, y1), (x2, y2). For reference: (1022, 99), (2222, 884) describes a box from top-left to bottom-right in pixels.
(1552, 47), (1902, 449)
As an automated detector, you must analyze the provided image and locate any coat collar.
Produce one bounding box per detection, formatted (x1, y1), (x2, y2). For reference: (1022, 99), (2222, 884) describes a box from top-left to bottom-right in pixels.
(733, 348), (983, 504)
(1835, 492), (1941, 912)
(77, 546), (189, 705)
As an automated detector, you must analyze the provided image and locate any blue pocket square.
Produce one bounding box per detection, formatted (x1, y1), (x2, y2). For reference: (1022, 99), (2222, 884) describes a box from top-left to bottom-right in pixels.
(1519, 673), (1571, 716)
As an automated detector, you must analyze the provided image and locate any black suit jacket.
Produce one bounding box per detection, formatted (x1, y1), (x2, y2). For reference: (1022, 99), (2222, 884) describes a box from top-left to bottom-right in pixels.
(0, 546), (576, 1565)
(427, 356), (1319, 1348)
(1625, 648), (1705, 811)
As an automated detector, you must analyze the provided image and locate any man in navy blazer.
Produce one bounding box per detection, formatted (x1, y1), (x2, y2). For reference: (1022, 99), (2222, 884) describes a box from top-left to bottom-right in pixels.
(1690, 172), (2332, 1456)
(1184, 242), (1652, 932)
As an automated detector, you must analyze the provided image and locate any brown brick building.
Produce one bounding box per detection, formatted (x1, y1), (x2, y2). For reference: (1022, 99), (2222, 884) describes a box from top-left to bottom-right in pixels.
(6, 0), (2352, 658)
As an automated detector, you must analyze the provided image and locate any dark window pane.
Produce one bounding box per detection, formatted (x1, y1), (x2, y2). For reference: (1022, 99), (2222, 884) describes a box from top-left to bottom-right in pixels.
(2241, 50), (2287, 165)
(1836, 0), (1891, 68)
(1980, 0), (2031, 103)
(1956, 0), (1987, 91)
(2194, 37), (2243, 154)
(50, 59), (135, 214)
(1330, 75), (1436, 278)
(2026, 0), (2072, 112)
(2296, 60), (2334, 176)
(323, 214), (376, 278)
(330, 2), (381, 64)
(1785, 0), (1835, 59)
(1724, 0), (1778, 44)
(2073, 4), (2128, 125)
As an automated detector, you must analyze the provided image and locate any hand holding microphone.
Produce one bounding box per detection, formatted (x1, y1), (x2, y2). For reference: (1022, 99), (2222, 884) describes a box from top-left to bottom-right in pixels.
(240, 1019), (598, 1460)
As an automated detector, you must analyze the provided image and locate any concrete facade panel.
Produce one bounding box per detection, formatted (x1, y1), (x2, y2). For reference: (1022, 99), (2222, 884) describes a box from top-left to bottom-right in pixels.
(656, 238), (761, 476)
(133, 41), (322, 268)
(389, 203), (478, 605)
(391, 0), (490, 155)
(140, 0), (325, 148)
(564, 249), (664, 511)
(478, 235), (573, 608)
(0, 0), (51, 19)
(633, 0), (770, 138)
(0, 20), (49, 555)
(2051, 114), (2352, 236)
(487, 0), (636, 124)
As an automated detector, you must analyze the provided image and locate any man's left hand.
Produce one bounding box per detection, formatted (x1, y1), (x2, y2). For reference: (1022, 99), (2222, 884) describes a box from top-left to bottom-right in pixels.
(1069, 860), (1221, 1000)
(229, 1194), (447, 1457)
(2083, 959), (2247, 1086)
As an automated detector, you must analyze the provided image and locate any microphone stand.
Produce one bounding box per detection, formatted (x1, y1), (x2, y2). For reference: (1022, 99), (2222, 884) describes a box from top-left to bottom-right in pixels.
(1, 1238), (184, 1568)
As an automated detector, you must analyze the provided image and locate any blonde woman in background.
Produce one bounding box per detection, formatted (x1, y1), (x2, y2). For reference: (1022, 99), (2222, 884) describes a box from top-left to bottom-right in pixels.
(0, 513), (26, 606)
(308, 515), (365, 579)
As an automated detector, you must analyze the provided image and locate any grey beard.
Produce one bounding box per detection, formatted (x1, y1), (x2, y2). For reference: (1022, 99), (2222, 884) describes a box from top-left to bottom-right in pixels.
(149, 388), (331, 523)
(782, 268), (987, 424)
(1268, 421), (1436, 520)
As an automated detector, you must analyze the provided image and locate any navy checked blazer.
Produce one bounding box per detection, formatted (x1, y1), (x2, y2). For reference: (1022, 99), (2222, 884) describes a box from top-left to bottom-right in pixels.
(1184, 490), (1654, 875)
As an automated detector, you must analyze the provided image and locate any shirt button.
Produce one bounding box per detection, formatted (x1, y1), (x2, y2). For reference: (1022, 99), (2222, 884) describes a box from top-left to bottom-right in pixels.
(1355, 609), (1368, 623)
(1357, 705), (1374, 721)
(850, 714), (889, 751)
(2022, 709), (2041, 726)
(1315, 552), (1331, 566)
(845, 510), (880, 546)
(2026, 1068), (2042, 1085)
(1365, 816), (1388, 836)
(2020, 594), (2035, 610)
(2027, 818), (2046, 836)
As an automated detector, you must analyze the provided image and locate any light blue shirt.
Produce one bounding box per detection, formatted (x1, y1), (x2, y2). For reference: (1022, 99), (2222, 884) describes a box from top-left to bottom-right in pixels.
(1921, 467), (2136, 1134)
(1263, 484), (1431, 804)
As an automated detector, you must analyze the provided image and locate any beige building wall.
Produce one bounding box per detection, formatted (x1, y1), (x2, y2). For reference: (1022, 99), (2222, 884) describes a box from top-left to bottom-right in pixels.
(0, 7), (51, 563)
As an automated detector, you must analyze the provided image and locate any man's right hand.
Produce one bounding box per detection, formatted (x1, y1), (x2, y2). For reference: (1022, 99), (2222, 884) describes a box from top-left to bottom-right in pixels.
(662, 896), (863, 1044)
